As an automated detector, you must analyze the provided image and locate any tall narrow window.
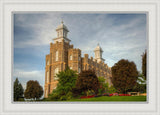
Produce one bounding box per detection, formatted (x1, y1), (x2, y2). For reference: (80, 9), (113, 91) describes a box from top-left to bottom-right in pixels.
(47, 71), (49, 83)
(78, 67), (81, 73)
(85, 64), (87, 70)
(56, 51), (58, 61)
(60, 31), (62, 36)
(54, 68), (59, 80)
(63, 32), (66, 37)
(70, 55), (72, 60)
(47, 60), (49, 65)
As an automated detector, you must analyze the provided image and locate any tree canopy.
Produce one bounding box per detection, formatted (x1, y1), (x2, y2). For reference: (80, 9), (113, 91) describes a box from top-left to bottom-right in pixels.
(49, 68), (77, 100)
(111, 59), (138, 93)
(14, 78), (24, 101)
(24, 80), (43, 100)
(75, 70), (100, 95)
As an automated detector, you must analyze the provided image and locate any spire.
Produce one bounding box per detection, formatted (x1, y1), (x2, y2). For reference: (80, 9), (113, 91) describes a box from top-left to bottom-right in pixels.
(61, 17), (64, 24)
(54, 20), (71, 43)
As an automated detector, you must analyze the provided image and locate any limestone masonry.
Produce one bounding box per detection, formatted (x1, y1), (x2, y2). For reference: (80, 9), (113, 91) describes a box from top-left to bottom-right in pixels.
(44, 21), (112, 98)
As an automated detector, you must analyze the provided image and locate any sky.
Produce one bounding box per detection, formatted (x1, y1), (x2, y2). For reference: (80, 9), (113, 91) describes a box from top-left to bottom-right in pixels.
(13, 12), (147, 90)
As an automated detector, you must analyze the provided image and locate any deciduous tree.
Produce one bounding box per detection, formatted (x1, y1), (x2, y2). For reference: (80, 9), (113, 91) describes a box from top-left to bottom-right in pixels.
(75, 70), (100, 95)
(24, 80), (43, 100)
(49, 68), (77, 100)
(111, 59), (138, 93)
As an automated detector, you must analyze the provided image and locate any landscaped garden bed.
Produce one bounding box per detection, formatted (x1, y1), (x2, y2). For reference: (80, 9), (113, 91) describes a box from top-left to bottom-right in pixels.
(80, 93), (132, 99)
(70, 96), (146, 101)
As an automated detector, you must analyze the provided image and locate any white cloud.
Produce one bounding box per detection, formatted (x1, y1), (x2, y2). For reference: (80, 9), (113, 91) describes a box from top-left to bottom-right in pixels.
(14, 69), (44, 78)
(13, 68), (45, 90)
(14, 13), (146, 73)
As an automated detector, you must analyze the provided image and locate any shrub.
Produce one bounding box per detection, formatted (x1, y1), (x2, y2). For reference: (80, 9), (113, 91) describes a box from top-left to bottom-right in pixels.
(108, 85), (117, 94)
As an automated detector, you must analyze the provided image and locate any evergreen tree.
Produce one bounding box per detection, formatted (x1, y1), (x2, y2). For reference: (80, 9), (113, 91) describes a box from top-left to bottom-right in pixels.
(14, 78), (24, 101)
(142, 51), (147, 79)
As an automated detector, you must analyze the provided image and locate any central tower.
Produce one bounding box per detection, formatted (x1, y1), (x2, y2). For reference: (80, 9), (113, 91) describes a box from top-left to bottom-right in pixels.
(44, 21), (112, 98)
(53, 21), (71, 43)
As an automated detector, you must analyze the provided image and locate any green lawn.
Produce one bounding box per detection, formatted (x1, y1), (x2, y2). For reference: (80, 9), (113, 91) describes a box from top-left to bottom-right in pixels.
(68, 96), (146, 102)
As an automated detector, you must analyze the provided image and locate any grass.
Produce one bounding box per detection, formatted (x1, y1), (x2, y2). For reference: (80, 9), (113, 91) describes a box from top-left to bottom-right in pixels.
(68, 96), (146, 102)
(15, 96), (147, 102)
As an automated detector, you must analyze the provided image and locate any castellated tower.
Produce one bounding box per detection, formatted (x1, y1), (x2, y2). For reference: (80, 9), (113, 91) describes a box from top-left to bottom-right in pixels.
(44, 21), (112, 98)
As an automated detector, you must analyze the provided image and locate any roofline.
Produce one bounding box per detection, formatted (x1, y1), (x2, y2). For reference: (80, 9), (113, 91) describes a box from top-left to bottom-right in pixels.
(56, 28), (69, 32)
(53, 37), (71, 42)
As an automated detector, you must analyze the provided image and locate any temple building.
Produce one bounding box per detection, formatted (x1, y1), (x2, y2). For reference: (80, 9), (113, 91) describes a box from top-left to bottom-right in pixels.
(44, 21), (112, 98)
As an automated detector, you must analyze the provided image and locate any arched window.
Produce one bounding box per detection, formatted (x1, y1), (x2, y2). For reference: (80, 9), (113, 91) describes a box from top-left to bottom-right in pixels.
(56, 51), (58, 61)
(70, 55), (72, 60)
(54, 68), (59, 80)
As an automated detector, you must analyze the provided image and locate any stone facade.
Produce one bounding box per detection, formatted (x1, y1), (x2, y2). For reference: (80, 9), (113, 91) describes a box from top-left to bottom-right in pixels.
(44, 21), (112, 98)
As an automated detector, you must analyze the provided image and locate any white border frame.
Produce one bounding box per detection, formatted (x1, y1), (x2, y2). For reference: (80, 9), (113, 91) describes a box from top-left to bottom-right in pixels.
(0, 0), (160, 115)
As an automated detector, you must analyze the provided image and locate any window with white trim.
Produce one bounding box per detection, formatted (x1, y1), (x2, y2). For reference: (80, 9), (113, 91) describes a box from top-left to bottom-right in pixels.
(56, 51), (58, 61)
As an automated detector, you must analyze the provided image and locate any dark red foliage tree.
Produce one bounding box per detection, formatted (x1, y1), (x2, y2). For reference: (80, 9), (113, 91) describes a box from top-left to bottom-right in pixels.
(75, 70), (99, 95)
(111, 59), (138, 93)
